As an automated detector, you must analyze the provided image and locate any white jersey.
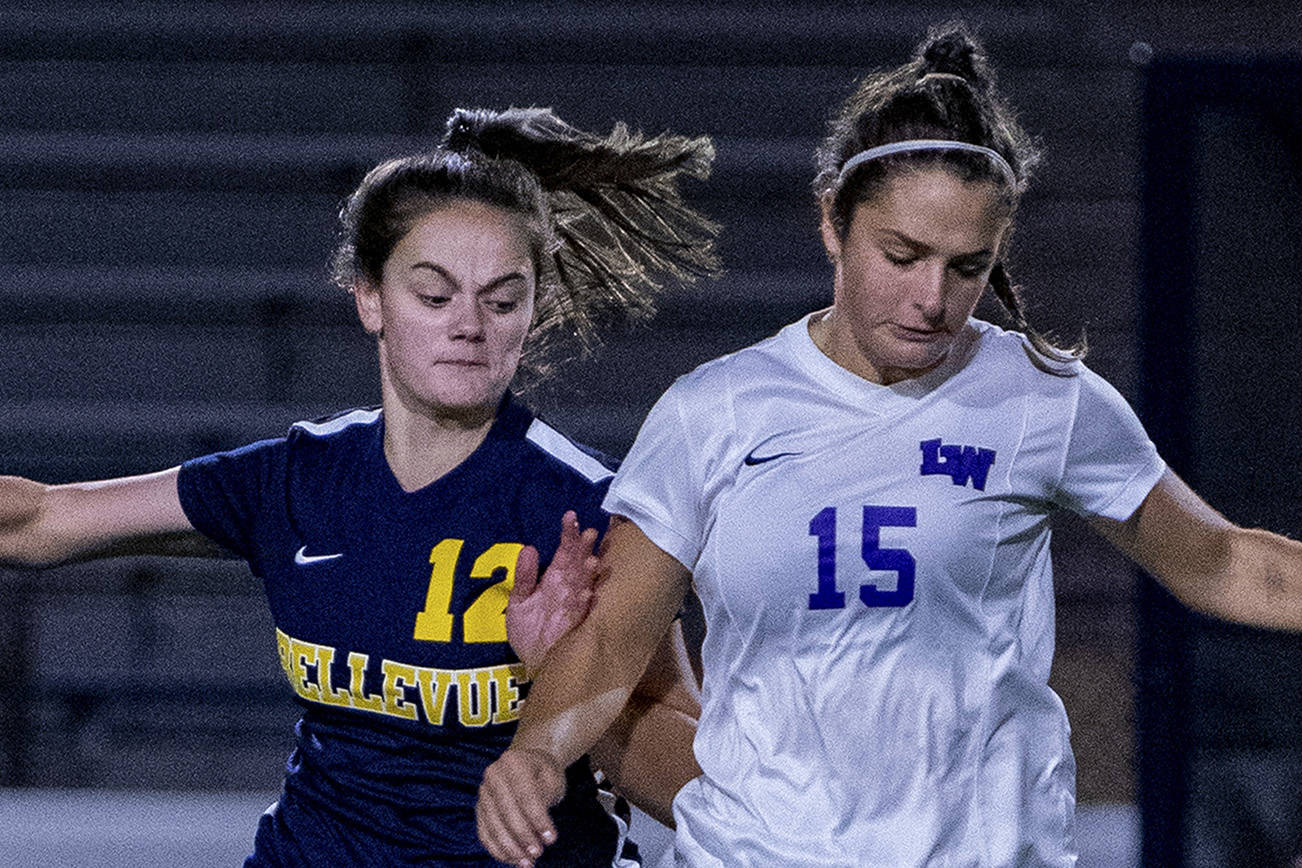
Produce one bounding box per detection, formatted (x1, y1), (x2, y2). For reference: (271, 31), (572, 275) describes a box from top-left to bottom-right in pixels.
(604, 315), (1166, 868)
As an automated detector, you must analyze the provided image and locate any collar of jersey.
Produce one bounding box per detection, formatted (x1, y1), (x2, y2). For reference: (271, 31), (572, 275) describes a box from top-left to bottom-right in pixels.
(374, 392), (532, 502)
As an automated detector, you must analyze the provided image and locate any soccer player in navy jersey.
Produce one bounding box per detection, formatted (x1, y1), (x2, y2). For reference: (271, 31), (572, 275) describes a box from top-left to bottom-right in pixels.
(0, 107), (717, 867)
(476, 25), (1302, 868)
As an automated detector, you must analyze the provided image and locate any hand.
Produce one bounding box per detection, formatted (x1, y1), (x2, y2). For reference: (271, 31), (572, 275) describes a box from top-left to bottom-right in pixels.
(477, 747), (567, 868)
(506, 511), (599, 674)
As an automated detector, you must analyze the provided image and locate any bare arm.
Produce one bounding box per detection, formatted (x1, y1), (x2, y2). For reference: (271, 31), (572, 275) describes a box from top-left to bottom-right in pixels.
(591, 619), (702, 828)
(1091, 469), (1302, 631)
(0, 469), (212, 567)
(477, 516), (691, 866)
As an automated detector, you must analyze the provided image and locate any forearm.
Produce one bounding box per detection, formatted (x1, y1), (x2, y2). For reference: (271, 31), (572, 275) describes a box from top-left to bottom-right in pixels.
(1197, 526), (1302, 631)
(509, 519), (692, 769)
(592, 692), (700, 827)
(590, 622), (702, 826)
(511, 614), (656, 770)
(0, 470), (200, 567)
(477, 519), (693, 865)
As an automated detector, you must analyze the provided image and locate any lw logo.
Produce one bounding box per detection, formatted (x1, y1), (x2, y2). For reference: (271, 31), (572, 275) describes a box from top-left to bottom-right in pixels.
(919, 438), (996, 491)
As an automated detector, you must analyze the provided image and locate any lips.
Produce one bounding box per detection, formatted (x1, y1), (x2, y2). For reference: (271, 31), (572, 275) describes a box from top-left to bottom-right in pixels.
(889, 323), (947, 340)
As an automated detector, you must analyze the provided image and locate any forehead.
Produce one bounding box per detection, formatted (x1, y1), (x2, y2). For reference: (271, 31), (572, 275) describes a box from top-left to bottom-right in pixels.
(850, 168), (1010, 248)
(388, 199), (534, 274)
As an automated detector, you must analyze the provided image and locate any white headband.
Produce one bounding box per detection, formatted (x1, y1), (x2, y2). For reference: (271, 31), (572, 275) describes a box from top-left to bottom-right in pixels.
(836, 139), (1018, 190)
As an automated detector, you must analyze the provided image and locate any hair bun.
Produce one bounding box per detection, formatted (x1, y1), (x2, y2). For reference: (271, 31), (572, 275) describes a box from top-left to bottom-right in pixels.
(442, 107), (496, 153)
(916, 21), (989, 90)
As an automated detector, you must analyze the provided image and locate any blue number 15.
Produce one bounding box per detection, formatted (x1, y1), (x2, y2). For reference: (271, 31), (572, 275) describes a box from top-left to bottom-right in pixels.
(808, 505), (917, 609)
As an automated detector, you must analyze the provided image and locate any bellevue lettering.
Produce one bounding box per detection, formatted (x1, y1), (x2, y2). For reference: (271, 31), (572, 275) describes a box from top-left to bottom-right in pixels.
(274, 627), (524, 728)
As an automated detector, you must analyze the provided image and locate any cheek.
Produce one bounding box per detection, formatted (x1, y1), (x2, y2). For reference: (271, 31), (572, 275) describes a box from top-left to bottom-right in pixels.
(838, 260), (896, 322)
(490, 315), (532, 361)
(384, 309), (438, 351)
(948, 281), (987, 324)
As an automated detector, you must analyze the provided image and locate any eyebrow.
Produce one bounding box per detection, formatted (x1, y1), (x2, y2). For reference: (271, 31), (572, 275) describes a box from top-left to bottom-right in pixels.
(878, 229), (994, 261)
(410, 262), (530, 291)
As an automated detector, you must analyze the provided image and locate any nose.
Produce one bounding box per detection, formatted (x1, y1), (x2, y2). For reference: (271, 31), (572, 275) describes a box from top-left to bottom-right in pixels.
(447, 296), (486, 341)
(910, 262), (947, 323)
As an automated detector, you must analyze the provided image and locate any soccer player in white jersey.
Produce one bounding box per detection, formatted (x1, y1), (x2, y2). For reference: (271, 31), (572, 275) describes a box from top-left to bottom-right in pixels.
(476, 22), (1302, 868)
(0, 107), (718, 867)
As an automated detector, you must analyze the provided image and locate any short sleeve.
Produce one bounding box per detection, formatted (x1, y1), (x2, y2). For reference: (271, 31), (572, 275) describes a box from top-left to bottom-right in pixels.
(176, 437), (287, 570)
(1055, 367), (1167, 521)
(603, 384), (707, 570)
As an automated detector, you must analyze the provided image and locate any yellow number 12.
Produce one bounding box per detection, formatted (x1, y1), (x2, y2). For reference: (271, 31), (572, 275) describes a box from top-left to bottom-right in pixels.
(412, 538), (524, 644)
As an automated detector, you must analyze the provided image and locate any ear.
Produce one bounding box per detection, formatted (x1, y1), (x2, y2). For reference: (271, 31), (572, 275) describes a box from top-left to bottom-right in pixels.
(818, 194), (842, 264)
(353, 279), (384, 336)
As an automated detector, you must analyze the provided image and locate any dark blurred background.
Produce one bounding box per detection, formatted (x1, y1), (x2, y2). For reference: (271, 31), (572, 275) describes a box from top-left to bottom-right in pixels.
(0, 3), (1298, 866)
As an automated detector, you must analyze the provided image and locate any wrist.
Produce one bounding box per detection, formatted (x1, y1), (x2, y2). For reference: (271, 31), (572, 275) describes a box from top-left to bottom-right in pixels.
(509, 728), (566, 769)
(514, 744), (565, 770)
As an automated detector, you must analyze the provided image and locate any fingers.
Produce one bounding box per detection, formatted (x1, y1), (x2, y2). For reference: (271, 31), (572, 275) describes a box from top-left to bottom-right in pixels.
(477, 749), (564, 867)
(554, 510), (581, 566)
(510, 545), (540, 604)
(554, 512), (598, 565)
(551, 512), (599, 598)
(562, 529), (599, 594)
(477, 792), (544, 868)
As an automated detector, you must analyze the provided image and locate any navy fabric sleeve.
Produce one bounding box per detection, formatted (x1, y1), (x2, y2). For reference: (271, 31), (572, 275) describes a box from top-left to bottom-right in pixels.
(575, 476), (613, 540)
(176, 436), (288, 575)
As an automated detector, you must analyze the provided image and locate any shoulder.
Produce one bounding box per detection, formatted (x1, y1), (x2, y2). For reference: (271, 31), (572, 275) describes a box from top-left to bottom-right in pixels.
(659, 322), (799, 411)
(284, 407), (381, 455)
(503, 409), (615, 527)
(964, 319), (1086, 389)
(248, 407), (384, 494)
(288, 407), (382, 441)
(489, 397), (613, 491)
(520, 416), (616, 486)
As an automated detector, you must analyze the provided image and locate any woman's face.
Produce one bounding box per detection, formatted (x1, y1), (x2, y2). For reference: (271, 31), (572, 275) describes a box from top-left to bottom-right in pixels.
(819, 167), (1011, 385)
(354, 200), (536, 421)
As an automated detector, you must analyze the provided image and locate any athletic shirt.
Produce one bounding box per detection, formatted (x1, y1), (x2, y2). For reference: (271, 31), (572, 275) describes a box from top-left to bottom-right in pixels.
(177, 395), (632, 867)
(604, 315), (1167, 868)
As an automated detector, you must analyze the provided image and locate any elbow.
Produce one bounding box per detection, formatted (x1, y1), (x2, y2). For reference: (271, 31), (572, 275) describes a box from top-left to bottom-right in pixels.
(1177, 526), (1298, 629)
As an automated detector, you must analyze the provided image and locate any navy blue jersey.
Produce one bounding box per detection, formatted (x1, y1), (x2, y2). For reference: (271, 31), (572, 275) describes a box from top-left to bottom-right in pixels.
(177, 395), (628, 867)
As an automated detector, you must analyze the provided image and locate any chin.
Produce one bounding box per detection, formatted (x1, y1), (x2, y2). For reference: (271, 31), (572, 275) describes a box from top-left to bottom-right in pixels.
(403, 381), (507, 423)
(868, 339), (947, 373)
(435, 385), (503, 411)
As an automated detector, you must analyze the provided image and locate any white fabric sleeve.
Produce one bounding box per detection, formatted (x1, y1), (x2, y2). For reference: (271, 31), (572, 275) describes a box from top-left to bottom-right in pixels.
(1055, 365), (1168, 521)
(603, 383), (708, 571)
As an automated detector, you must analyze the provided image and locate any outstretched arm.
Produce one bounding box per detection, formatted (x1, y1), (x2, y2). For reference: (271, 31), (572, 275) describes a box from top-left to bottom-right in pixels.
(1092, 469), (1302, 631)
(0, 469), (210, 567)
(478, 516), (690, 867)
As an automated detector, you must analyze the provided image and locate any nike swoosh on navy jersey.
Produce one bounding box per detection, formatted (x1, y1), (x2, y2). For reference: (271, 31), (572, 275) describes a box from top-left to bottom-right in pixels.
(294, 546), (343, 565)
(743, 447), (804, 466)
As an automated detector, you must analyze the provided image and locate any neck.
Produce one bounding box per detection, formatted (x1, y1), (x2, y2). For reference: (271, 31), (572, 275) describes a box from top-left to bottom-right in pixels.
(808, 307), (943, 387)
(379, 380), (500, 493)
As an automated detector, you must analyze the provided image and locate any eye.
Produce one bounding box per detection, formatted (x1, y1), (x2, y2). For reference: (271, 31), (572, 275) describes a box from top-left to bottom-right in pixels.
(485, 299), (520, 314)
(417, 293), (451, 308)
(883, 250), (917, 267)
(949, 261), (989, 280)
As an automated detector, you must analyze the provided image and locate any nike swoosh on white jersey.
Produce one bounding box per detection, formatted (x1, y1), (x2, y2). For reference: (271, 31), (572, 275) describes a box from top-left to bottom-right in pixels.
(294, 546), (343, 565)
